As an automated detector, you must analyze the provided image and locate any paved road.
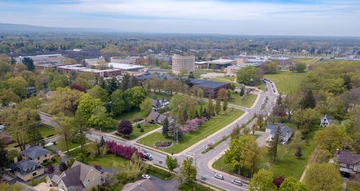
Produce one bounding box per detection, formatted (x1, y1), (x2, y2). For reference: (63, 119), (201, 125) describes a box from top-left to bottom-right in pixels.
(41, 80), (278, 191)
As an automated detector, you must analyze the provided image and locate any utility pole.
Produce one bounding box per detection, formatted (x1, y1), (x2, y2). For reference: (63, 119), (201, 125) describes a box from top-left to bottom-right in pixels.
(176, 127), (178, 144)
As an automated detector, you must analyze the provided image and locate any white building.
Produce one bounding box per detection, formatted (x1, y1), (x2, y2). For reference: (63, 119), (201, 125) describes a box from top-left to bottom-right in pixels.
(108, 63), (145, 71)
(85, 56), (105, 66)
(17, 54), (64, 66)
(172, 55), (195, 74)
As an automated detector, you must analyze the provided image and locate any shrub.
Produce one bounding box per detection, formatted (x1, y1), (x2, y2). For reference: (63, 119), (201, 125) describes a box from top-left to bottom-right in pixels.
(66, 158), (75, 167)
(106, 141), (144, 160)
(117, 120), (133, 136)
(59, 162), (68, 172)
(47, 163), (55, 174)
(154, 141), (172, 147)
(140, 128), (144, 132)
(137, 123), (141, 128)
(94, 165), (102, 171)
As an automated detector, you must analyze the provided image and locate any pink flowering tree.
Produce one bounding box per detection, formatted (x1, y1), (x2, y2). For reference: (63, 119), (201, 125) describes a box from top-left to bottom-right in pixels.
(106, 141), (144, 160)
(181, 117), (209, 133)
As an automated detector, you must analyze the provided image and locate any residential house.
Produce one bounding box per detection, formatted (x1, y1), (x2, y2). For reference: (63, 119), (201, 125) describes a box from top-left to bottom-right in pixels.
(49, 161), (103, 191)
(147, 111), (167, 124)
(21, 146), (51, 164)
(320, 114), (333, 127)
(335, 149), (360, 176)
(11, 160), (45, 181)
(151, 98), (169, 111)
(265, 124), (293, 144)
(0, 124), (4, 132)
(122, 179), (161, 191)
(26, 87), (36, 96)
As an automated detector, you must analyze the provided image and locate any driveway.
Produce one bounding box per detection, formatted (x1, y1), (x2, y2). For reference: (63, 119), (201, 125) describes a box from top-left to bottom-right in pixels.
(255, 131), (269, 147)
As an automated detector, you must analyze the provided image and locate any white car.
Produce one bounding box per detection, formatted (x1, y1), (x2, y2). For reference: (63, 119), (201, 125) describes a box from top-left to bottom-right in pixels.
(214, 173), (224, 180)
(142, 174), (150, 179)
(231, 179), (243, 186)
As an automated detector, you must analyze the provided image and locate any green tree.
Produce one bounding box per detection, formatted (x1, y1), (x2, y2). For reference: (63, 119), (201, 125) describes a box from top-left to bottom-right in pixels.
(240, 86), (245, 96)
(295, 62), (306, 73)
(0, 108), (39, 150)
(183, 109), (188, 122)
(264, 61), (278, 74)
(162, 118), (169, 137)
(249, 169), (277, 191)
(299, 90), (316, 109)
(223, 97), (228, 111)
(180, 157), (197, 183)
(208, 97), (214, 117)
(48, 87), (84, 116)
(0, 142), (9, 175)
(88, 106), (114, 129)
(110, 89), (125, 116)
(268, 126), (280, 162)
(279, 177), (307, 191)
(314, 124), (352, 153)
(76, 94), (102, 122)
(0, 182), (22, 191)
(215, 97), (221, 115)
(0, 89), (18, 106)
(124, 86), (146, 110)
(283, 92), (299, 122)
(16, 96), (42, 110)
(106, 77), (119, 95)
(292, 108), (320, 130)
(140, 98), (153, 116)
(27, 126), (43, 147)
(165, 155), (179, 172)
(237, 66), (260, 85)
(22, 57), (35, 71)
(304, 163), (342, 191)
(52, 115), (75, 154)
(7, 76), (28, 98)
(87, 86), (108, 103)
(0, 59), (13, 76)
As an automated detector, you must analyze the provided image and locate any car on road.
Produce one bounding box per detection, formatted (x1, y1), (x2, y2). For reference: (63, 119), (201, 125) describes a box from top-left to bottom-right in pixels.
(142, 174), (150, 179)
(231, 179), (243, 186)
(214, 173), (224, 180)
(144, 153), (153, 161)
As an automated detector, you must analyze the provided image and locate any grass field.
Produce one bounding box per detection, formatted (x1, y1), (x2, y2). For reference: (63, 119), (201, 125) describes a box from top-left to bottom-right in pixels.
(55, 140), (81, 153)
(213, 123), (317, 180)
(37, 124), (56, 138)
(228, 93), (257, 108)
(347, 182), (360, 191)
(124, 123), (160, 140)
(264, 71), (307, 94)
(257, 83), (266, 91)
(86, 154), (128, 168)
(292, 58), (318, 64)
(137, 109), (244, 154)
(113, 108), (148, 123)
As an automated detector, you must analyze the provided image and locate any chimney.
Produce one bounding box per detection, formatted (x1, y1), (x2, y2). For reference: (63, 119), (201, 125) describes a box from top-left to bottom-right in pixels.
(336, 148), (340, 155)
(14, 157), (18, 163)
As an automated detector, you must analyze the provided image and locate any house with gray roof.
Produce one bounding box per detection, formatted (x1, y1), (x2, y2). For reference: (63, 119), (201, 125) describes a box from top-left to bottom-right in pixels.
(335, 149), (360, 177)
(11, 160), (45, 181)
(265, 124), (293, 144)
(147, 111), (168, 124)
(320, 114), (333, 127)
(51, 161), (103, 191)
(123, 179), (161, 191)
(21, 146), (50, 163)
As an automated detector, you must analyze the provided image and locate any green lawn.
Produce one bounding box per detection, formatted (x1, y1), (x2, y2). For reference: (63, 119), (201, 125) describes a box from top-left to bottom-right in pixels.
(137, 109), (244, 154)
(213, 124), (317, 179)
(264, 71), (307, 94)
(152, 92), (173, 100)
(113, 108), (149, 123)
(86, 154), (128, 168)
(292, 58), (318, 64)
(37, 124), (56, 138)
(257, 83), (266, 91)
(228, 93), (257, 108)
(121, 123), (160, 140)
(347, 182), (360, 191)
(50, 155), (62, 166)
(55, 140), (81, 153)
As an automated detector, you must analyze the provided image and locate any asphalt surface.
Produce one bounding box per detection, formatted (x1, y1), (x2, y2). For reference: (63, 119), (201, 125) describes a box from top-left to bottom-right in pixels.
(41, 80), (278, 191)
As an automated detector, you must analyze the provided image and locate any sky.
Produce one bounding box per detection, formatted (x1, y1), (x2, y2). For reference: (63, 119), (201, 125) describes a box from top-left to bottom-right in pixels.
(0, 0), (360, 36)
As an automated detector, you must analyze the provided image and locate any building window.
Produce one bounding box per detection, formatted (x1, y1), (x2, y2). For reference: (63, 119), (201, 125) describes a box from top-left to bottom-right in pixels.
(45, 154), (47, 157)
(32, 172), (37, 176)
(37, 157), (40, 160)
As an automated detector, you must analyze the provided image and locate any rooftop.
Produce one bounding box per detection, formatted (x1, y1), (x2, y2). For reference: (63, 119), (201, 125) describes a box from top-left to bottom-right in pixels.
(108, 63), (145, 70)
(123, 179), (161, 191)
(336, 150), (360, 165)
(21, 146), (50, 159)
(210, 59), (235, 65)
(190, 79), (229, 89)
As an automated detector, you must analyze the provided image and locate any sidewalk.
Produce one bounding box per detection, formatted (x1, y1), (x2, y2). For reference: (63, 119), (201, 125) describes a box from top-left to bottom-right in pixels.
(173, 110), (249, 157)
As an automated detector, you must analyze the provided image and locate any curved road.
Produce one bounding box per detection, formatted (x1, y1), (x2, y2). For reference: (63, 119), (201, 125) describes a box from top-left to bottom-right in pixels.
(41, 80), (278, 191)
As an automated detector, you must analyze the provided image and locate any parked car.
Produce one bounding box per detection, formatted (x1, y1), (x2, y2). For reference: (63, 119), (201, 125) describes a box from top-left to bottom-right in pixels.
(214, 173), (224, 180)
(142, 174), (150, 179)
(200, 176), (207, 181)
(144, 153), (153, 161)
(231, 179), (243, 186)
